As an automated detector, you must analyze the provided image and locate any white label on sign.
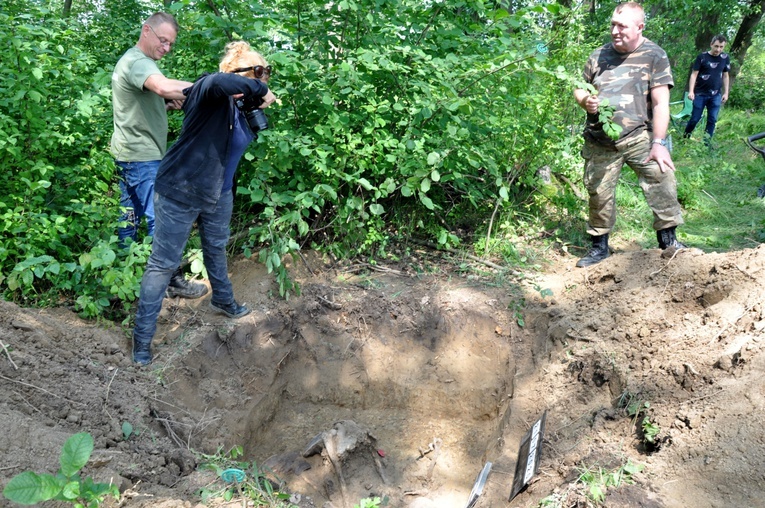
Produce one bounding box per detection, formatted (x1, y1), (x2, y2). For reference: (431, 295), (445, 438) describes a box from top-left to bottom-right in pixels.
(523, 419), (542, 484)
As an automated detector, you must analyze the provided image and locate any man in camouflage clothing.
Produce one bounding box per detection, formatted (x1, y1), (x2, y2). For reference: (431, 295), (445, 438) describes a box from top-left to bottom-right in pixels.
(573, 1), (685, 268)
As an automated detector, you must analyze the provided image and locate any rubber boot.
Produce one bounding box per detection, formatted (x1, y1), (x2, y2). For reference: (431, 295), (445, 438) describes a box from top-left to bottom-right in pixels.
(132, 335), (152, 366)
(657, 226), (686, 250)
(576, 234), (610, 268)
(165, 267), (209, 299)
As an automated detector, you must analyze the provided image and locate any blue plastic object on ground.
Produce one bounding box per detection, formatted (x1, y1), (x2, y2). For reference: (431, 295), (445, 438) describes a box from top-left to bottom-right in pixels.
(221, 468), (246, 483)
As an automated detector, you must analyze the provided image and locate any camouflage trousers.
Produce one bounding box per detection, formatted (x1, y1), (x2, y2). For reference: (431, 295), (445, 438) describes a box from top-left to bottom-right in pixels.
(581, 131), (684, 237)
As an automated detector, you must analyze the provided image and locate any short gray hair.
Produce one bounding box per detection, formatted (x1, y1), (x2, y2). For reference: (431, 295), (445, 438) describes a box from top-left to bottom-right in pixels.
(145, 12), (180, 33)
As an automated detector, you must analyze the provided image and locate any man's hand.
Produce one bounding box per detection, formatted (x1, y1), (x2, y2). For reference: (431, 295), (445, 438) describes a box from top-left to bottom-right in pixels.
(582, 94), (600, 114)
(722, 92), (729, 103)
(688, 91), (695, 101)
(574, 88), (600, 114)
(645, 144), (676, 173)
(165, 99), (184, 111)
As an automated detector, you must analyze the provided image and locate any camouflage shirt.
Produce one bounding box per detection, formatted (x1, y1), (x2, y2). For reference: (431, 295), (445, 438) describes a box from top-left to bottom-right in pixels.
(582, 38), (674, 146)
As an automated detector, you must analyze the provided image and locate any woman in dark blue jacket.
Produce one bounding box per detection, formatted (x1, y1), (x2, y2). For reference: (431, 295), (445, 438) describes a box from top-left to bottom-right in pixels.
(132, 41), (277, 365)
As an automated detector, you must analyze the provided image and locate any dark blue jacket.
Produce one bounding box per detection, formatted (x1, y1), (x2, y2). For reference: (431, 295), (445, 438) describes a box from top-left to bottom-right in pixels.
(155, 72), (269, 209)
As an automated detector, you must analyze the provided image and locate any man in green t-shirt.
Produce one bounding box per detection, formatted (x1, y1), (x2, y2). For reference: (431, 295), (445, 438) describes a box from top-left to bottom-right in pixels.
(111, 12), (207, 298)
(572, 2), (685, 268)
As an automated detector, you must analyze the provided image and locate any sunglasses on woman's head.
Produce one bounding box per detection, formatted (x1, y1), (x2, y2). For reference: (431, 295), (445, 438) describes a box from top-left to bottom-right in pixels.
(233, 65), (272, 79)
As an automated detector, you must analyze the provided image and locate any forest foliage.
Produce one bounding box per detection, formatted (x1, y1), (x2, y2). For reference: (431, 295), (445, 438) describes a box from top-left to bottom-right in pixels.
(2, 0), (765, 318)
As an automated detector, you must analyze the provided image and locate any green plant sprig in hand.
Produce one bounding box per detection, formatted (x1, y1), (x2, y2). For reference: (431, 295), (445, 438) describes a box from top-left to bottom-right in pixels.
(3, 432), (120, 508)
(574, 79), (623, 141)
(595, 96), (623, 141)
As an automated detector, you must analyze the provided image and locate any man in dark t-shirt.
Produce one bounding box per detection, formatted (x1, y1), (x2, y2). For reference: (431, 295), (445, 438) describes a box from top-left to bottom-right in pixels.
(684, 35), (731, 140)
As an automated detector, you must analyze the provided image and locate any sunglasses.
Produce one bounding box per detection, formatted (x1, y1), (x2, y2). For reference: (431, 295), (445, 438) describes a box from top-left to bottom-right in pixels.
(232, 65), (273, 79)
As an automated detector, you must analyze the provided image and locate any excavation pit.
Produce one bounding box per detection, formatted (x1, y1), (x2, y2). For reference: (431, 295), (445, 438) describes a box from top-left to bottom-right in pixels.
(160, 278), (517, 506)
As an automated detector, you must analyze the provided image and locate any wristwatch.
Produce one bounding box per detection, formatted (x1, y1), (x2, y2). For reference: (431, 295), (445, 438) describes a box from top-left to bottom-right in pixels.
(652, 138), (668, 147)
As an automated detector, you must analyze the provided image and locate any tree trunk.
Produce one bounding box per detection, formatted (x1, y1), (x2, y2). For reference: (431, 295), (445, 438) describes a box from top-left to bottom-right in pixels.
(63, 0), (72, 17)
(694, 11), (720, 51)
(729, 0), (765, 79)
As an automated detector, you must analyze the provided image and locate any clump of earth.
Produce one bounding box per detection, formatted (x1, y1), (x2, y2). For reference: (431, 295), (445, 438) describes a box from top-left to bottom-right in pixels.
(1, 243), (764, 508)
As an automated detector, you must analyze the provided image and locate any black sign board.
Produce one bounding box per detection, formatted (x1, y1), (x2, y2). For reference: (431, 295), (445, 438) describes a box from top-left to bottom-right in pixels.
(508, 411), (547, 501)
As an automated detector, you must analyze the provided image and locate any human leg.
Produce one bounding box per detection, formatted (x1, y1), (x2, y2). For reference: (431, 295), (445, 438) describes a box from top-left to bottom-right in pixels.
(132, 195), (198, 364)
(576, 143), (624, 267)
(197, 191), (250, 317)
(116, 161), (140, 243)
(116, 160), (159, 243)
(704, 94), (723, 139)
(582, 142), (624, 236)
(623, 135), (685, 248)
(683, 95), (707, 137)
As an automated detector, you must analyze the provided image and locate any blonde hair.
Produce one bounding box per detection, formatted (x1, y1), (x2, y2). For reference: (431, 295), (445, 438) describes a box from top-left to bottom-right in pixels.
(219, 41), (268, 76)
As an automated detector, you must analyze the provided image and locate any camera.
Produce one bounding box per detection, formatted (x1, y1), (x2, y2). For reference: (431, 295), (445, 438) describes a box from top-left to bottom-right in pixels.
(235, 95), (269, 137)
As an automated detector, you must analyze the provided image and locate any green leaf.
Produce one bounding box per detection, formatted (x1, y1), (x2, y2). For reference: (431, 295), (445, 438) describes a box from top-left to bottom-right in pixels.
(60, 480), (81, 500)
(356, 178), (374, 191)
(122, 421), (133, 440)
(60, 433), (93, 477)
(427, 152), (440, 165)
(369, 203), (384, 215)
(419, 192), (435, 210)
(3, 472), (48, 504)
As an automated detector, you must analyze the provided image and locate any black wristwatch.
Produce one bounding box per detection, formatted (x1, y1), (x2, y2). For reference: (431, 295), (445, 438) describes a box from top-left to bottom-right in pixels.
(652, 138), (668, 147)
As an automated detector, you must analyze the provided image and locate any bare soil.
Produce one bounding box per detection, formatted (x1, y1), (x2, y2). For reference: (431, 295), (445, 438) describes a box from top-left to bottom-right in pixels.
(1, 242), (764, 508)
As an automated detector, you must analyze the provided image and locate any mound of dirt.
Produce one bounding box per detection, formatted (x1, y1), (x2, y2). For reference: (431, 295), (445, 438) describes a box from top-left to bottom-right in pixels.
(1, 245), (764, 508)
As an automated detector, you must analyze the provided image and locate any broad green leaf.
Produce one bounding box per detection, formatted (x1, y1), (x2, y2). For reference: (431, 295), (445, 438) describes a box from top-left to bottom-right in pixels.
(419, 192), (435, 210)
(356, 178), (374, 191)
(60, 432), (94, 477)
(3, 471), (48, 504)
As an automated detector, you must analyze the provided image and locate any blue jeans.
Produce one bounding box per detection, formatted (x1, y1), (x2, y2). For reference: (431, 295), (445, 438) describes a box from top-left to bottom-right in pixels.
(685, 93), (723, 139)
(116, 160), (159, 242)
(133, 190), (235, 345)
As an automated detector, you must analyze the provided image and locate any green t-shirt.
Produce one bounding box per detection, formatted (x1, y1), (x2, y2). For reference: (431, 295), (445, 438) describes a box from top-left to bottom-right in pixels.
(110, 46), (168, 161)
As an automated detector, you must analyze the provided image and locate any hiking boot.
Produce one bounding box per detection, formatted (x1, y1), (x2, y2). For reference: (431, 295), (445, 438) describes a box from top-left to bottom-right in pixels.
(576, 234), (610, 268)
(657, 226), (686, 250)
(132, 335), (152, 366)
(165, 268), (208, 299)
(210, 300), (251, 319)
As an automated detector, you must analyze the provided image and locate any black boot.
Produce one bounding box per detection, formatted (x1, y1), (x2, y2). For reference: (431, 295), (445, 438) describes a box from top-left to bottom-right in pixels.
(657, 226), (686, 250)
(165, 267), (209, 299)
(576, 234), (610, 268)
(132, 335), (152, 366)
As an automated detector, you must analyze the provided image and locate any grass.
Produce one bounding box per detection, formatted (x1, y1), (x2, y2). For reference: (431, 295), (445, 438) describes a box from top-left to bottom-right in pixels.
(559, 108), (765, 254)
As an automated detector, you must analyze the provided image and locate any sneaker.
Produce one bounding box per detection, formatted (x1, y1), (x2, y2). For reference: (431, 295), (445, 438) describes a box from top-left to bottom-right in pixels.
(210, 300), (251, 318)
(165, 277), (209, 299)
